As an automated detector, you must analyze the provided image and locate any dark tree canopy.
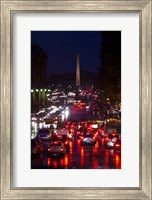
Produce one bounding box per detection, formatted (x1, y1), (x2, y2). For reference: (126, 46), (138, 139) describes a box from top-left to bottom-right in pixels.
(97, 31), (121, 103)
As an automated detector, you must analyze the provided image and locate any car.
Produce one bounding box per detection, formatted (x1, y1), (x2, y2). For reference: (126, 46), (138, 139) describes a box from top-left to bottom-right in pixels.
(36, 128), (52, 140)
(65, 121), (74, 130)
(67, 132), (73, 141)
(52, 133), (70, 152)
(86, 122), (99, 135)
(61, 134), (70, 152)
(47, 141), (66, 157)
(80, 132), (96, 146)
(69, 126), (74, 134)
(90, 122), (99, 130)
(104, 133), (120, 148)
(97, 122), (106, 137)
(98, 129), (105, 137)
(31, 138), (43, 156)
(114, 138), (121, 150)
(56, 128), (69, 135)
(77, 126), (85, 138)
(54, 127), (72, 141)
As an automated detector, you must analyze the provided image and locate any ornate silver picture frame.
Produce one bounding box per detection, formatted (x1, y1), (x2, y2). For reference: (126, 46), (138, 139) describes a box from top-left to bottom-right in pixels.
(0, 0), (151, 199)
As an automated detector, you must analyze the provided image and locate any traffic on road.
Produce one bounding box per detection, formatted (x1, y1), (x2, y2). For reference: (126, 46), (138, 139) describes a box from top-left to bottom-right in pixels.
(31, 87), (121, 169)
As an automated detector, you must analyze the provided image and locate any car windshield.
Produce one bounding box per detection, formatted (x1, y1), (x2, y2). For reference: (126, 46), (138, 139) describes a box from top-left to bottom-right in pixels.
(84, 133), (93, 138)
(38, 129), (49, 134)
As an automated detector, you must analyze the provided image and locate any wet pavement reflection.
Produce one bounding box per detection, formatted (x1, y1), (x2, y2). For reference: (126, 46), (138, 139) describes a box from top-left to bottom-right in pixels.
(31, 133), (121, 169)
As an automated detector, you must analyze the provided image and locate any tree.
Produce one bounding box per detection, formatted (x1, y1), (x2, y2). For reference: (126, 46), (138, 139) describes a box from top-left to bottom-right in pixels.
(97, 31), (121, 104)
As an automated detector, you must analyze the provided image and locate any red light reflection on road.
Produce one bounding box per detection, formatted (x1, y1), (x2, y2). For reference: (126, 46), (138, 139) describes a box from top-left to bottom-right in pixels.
(60, 159), (64, 166)
(93, 147), (97, 155)
(69, 142), (73, 154)
(93, 142), (98, 155)
(101, 138), (105, 146)
(64, 155), (68, 167)
(77, 139), (80, 145)
(47, 158), (51, 167)
(92, 157), (98, 169)
(115, 153), (121, 169)
(53, 160), (58, 168)
(105, 150), (109, 169)
(80, 147), (84, 157)
(69, 141), (73, 147)
(95, 142), (99, 148)
(80, 147), (84, 167)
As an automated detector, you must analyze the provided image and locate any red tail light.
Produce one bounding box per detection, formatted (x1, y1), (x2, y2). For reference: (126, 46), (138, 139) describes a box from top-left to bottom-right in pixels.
(105, 137), (109, 140)
(65, 141), (68, 144)
(48, 148), (50, 151)
(115, 144), (120, 147)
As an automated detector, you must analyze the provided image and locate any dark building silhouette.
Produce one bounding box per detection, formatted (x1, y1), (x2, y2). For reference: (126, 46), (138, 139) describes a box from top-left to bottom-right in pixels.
(31, 44), (47, 88)
(31, 44), (48, 112)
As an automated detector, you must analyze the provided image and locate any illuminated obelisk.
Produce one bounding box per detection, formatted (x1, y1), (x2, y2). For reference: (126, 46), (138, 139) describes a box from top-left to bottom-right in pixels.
(76, 53), (80, 87)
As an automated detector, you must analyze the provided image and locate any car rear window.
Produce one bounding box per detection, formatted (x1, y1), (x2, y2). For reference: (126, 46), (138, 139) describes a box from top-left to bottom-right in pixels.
(51, 141), (62, 146)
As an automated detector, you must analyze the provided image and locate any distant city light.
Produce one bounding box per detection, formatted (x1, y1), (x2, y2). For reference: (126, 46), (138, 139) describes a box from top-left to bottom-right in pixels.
(65, 110), (69, 119)
(61, 114), (65, 121)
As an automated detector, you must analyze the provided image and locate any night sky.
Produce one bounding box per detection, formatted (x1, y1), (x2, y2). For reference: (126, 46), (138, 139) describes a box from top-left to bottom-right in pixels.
(31, 31), (101, 76)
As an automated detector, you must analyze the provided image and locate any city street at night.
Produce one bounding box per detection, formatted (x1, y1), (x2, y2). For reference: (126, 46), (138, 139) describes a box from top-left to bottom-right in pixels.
(31, 31), (121, 169)
(31, 88), (121, 169)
